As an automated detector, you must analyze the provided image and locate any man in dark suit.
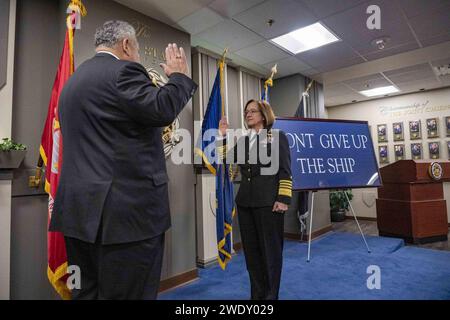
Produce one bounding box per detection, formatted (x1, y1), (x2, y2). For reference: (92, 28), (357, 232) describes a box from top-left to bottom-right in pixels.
(49, 20), (197, 299)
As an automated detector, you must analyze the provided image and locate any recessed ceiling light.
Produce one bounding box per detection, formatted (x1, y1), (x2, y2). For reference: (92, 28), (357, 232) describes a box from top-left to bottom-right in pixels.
(270, 22), (340, 54)
(359, 85), (399, 97)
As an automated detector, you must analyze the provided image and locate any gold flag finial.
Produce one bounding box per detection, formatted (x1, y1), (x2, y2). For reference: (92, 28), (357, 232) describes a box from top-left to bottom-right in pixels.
(221, 47), (229, 64)
(269, 64), (278, 80)
(68, 0), (87, 17)
(265, 64), (277, 86)
(263, 64), (278, 101)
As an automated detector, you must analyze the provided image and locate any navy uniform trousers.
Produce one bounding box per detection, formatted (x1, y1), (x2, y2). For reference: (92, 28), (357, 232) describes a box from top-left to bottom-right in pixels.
(237, 205), (284, 300)
(64, 229), (165, 300)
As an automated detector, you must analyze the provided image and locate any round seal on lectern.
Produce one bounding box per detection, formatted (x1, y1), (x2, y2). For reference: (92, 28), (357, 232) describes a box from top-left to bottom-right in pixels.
(428, 162), (443, 180)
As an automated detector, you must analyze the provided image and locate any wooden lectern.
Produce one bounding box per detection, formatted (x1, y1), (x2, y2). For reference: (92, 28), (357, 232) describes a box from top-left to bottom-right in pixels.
(376, 160), (449, 244)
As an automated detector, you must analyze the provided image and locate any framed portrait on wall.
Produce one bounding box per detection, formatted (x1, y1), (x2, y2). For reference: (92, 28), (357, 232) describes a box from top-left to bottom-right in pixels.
(446, 116), (450, 137)
(394, 144), (405, 161)
(378, 145), (389, 164)
(393, 122), (404, 141)
(377, 124), (387, 142)
(426, 118), (439, 138)
(409, 120), (421, 140)
(428, 142), (440, 159)
(411, 143), (422, 160)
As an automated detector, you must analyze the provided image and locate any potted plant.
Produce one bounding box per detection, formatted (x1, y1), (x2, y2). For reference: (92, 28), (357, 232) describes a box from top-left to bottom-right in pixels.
(330, 189), (353, 222)
(0, 138), (27, 169)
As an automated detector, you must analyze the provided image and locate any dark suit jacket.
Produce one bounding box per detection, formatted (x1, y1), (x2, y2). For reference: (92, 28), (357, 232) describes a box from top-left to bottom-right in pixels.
(221, 130), (292, 208)
(49, 53), (197, 244)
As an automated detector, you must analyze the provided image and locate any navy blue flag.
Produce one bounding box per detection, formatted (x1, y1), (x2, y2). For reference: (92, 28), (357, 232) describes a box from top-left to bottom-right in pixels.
(261, 78), (273, 102)
(194, 60), (235, 270)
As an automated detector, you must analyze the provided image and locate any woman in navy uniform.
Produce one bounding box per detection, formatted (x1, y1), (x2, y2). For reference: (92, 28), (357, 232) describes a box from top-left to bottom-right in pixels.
(218, 99), (292, 300)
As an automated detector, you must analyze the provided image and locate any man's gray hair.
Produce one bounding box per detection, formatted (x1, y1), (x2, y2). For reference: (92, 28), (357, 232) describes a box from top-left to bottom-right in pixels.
(94, 20), (136, 48)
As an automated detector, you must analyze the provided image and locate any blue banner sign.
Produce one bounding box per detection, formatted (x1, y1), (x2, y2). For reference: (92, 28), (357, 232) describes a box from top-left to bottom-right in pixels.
(273, 118), (382, 190)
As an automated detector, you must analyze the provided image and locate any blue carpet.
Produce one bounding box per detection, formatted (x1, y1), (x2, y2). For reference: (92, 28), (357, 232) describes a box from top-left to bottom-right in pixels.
(159, 232), (450, 300)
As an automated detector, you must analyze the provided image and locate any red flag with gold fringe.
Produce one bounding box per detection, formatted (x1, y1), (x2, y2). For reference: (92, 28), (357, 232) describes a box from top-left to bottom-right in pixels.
(40, 0), (86, 300)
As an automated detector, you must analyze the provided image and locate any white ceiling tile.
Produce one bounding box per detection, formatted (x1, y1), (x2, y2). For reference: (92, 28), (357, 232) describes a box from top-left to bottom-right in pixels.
(395, 78), (441, 91)
(408, 5), (450, 41)
(300, 68), (321, 77)
(397, 0), (450, 18)
(316, 57), (367, 73)
(233, 0), (318, 39)
(430, 57), (450, 66)
(195, 19), (264, 51)
(114, 0), (213, 25)
(324, 82), (358, 98)
(234, 41), (290, 65)
(322, 0), (405, 33)
(176, 7), (224, 35)
(384, 63), (436, 84)
(300, 0), (368, 20)
(190, 36), (270, 74)
(343, 73), (392, 92)
(323, 18), (416, 55)
(420, 33), (450, 47)
(263, 56), (312, 78)
(296, 41), (364, 70)
(208, 0), (265, 18)
(363, 42), (420, 61)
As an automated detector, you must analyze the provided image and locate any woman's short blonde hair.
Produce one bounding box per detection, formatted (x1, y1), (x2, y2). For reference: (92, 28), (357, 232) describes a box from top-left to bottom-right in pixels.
(244, 99), (276, 129)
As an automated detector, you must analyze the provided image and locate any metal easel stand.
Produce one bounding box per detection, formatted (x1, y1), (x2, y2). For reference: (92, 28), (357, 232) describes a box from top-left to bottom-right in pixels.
(306, 190), (371, 262)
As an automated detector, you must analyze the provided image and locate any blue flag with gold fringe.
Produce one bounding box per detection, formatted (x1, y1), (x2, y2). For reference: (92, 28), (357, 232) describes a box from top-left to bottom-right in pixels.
(261, 78), (272, 102)
(194, 59), (235, 270)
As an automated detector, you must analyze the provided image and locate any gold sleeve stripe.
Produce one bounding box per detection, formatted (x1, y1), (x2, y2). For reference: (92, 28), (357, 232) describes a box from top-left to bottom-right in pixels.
(217, 145), (227, 160)
(278, 189), (292, 197)
(279, 182), (292, 187)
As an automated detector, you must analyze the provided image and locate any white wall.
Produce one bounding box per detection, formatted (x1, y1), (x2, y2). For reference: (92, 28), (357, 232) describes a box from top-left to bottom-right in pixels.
(0, 0), (16, 300)
(328, 88), (450, 222)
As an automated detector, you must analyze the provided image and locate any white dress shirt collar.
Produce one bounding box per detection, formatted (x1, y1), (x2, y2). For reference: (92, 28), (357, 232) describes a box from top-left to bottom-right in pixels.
(97, 51), (120, 60)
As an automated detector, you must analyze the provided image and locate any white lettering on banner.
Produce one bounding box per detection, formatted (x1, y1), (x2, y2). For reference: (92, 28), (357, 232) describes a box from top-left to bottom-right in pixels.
(286, 133), (314, 151)
(297, 158), (356, 174)
(287, 132), (366, 176)
(319, 134), (368, 149)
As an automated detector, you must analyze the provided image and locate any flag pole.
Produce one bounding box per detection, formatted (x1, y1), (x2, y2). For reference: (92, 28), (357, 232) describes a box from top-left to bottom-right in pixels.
(219, 48), (228, 117)
(28, 0), (87, 190)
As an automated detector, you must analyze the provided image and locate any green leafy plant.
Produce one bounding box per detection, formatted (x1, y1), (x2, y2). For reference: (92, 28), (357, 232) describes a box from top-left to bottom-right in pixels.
(0, 138), (27, 151)
(330, 189), (353, 212)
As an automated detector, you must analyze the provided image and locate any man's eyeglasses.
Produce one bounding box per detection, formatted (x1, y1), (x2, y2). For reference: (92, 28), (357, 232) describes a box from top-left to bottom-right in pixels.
(244, 110), (260, 116)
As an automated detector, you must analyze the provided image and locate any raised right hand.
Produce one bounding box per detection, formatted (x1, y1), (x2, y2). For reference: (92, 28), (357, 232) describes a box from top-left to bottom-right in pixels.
(160, 43), (189, 77)
(218, 116), (228, 136)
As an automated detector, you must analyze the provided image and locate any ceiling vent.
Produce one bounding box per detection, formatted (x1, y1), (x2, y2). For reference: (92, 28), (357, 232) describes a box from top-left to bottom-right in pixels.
(433, 65), (450, 77)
